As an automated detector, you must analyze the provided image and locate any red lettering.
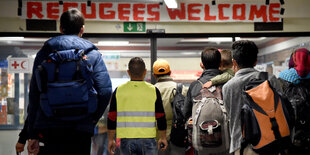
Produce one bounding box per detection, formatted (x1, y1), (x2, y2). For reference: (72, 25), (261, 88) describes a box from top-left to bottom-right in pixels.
(188, 4), (202, 21)
(81, 3), (96, 19)
(232, 4), (246, 20)
(249, 5), (267, 22)
(27, 2), (43, 19)
(204, 4), (216, 21)
(147, 4), (159, 21)
(63, 2), (78, 12)
(99, 3), (115, 19)
(47, 2), (59, 20)
(269, 3), (280, 22)
(218, 4), (230, 20)
(166, 3), (186, 20)
(118, 4), (130, 21)
(133, 4), (145, 21)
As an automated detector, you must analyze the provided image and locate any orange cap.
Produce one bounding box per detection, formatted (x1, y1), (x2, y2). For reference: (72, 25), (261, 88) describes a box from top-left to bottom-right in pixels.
(153, 59), (171, 75)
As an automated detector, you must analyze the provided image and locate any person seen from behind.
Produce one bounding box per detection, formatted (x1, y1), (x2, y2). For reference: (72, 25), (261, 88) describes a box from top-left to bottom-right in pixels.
(183, 47), (223, 120)
(153, 59), (188, 155)
(107, 57), (168, 155)
(222, 40), (284, 155)
(203, 49), (234, 88)
(279, 48), (310, 84)
(27, 8), (112, 155)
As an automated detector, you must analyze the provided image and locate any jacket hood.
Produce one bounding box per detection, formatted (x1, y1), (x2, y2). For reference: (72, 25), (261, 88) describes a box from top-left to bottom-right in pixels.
(46, 35), (97, 52)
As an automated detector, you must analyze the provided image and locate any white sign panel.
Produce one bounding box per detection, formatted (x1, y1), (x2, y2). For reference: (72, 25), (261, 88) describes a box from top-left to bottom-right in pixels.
(22, 0), (285, 22)
(7, 57), (34, 73)
(255, 64), (267, 72)
(272, 64), (288, 78)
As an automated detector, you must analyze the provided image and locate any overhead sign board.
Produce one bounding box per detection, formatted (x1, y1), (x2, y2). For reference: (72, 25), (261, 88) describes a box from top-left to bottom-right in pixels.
(7, 57), (33, 73)
(124, 22), (145, 32)
(22, 1), (285, 23)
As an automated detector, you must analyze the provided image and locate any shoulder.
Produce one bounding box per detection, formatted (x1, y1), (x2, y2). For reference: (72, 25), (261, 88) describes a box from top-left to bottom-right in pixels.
(279, 68), (296, 78)
(145, 81), (156, 89)
(47, 35), (98, 51)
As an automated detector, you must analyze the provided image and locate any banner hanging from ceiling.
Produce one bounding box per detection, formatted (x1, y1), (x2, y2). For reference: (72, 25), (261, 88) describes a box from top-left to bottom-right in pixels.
(22, 1), (285, 22)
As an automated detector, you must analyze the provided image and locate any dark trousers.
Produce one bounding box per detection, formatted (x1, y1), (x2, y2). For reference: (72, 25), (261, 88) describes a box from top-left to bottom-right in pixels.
(39, 129), (92, 155)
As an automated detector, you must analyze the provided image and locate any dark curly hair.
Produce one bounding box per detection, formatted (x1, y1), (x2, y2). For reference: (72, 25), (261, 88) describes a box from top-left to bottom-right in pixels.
(232, 40), (258, 68)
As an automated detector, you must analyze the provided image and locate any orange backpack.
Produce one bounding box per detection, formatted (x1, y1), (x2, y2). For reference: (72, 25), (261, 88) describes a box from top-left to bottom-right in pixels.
(241, 72), (293, 154)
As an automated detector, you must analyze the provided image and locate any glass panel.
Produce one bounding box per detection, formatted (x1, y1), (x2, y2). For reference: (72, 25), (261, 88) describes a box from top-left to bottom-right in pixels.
(157, 37), (310, 86)
(86, 37), (151, 91)
(157, 37), (234, 86)
(1, 36), (310, 129)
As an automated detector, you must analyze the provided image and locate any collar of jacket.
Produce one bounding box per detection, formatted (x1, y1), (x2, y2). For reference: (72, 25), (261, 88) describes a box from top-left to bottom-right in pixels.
(157, 75), (173, 82)
(47, 35), (98, 52)
(199, 69), (222, 77)
(235, 68), (257, 77)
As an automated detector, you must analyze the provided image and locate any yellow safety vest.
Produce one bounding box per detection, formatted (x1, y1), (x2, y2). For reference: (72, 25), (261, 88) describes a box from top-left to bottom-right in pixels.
(116, 81), (157, 138)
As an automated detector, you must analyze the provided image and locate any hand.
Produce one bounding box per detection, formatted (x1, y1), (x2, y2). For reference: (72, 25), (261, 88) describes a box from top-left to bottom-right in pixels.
(203, 81), (212, 88)
(27, 139), (40, 155)
(108, 140), (116, 155)
(15, 142), (25, 152)
(157, 138), (168, 152)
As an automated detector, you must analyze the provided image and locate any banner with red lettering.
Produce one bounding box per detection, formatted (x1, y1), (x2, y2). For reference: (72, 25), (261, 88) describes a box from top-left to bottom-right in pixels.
(22, 1), (284, 22)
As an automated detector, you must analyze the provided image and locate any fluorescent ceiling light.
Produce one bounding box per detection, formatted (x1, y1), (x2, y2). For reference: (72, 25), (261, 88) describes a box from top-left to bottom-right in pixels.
(0, 37), (24, 41)
(0, 37), (48, 42)
(98, 41), (129, 46)
(164, 0), (178, 8)
(180, 37), (233, 42)
(208, 37), (233, 42)
(236, 37), (267, 41)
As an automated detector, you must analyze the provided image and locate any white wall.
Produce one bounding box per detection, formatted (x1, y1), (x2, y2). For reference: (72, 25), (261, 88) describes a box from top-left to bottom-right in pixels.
(0, 0), (310, 33)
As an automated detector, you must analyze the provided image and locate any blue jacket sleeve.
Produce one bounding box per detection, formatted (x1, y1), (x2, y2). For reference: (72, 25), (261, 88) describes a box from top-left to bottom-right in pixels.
(27, 44), (50, 139)
(90, 51), (112, 124)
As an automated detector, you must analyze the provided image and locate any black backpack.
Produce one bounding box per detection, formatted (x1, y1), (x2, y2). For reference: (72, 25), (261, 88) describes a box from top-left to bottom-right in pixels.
(284, 79), (310, 152)
(170, 83), (188, 147)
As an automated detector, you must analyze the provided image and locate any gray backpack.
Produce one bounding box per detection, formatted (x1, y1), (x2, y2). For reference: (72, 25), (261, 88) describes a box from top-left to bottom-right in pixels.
(191, 82), (230, 154)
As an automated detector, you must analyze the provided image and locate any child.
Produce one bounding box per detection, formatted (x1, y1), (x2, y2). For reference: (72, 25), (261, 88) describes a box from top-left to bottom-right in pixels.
(203, 49), (234, 88)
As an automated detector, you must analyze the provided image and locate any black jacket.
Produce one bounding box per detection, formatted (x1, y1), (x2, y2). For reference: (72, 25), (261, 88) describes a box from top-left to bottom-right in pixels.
(183, 69), (222, 119)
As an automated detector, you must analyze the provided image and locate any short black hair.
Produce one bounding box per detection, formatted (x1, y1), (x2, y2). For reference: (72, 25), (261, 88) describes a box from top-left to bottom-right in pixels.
(201, 47), (221, 69)
(232, 40), (258, 68)
(60, 8), (85, 35)
(128, 57), (146, 78)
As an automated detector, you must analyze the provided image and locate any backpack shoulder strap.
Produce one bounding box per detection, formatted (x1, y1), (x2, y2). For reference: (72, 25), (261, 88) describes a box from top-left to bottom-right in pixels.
(258, 71), (269, 80)
(176, 83), (183, 94)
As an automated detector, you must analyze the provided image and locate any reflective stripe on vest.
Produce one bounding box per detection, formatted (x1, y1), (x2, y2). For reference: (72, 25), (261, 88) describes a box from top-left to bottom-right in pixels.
(116, 81), (157, 138)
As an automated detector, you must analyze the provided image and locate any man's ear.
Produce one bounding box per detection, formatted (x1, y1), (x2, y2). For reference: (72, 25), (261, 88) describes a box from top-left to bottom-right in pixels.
(253, 60), (258, 67)
(59, 25), (64, 34)
(143, 69), (147, 77)
(127, 70), (131, 78)
(200, 62), (205, 69)
(232, 59), (239, 73)
(78, 25), (85, 37)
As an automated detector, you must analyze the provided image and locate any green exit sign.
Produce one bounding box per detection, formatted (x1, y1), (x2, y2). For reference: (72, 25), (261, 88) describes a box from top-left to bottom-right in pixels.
(124, 22), (145, 32)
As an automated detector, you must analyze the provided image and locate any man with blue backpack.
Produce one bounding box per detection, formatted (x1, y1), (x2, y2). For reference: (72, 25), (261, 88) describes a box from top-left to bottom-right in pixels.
(27, 8), (112, 155)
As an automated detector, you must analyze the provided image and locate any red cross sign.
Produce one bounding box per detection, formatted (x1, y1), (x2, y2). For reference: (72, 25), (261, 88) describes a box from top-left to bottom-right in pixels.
(7, 57), (33, 73)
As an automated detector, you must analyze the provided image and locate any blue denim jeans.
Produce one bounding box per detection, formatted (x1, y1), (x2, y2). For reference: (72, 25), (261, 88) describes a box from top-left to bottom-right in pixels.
(120, 138), (157, 155)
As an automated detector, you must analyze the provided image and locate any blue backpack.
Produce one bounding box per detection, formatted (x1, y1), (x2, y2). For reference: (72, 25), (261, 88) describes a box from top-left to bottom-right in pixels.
(35, 49), (98, 121)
